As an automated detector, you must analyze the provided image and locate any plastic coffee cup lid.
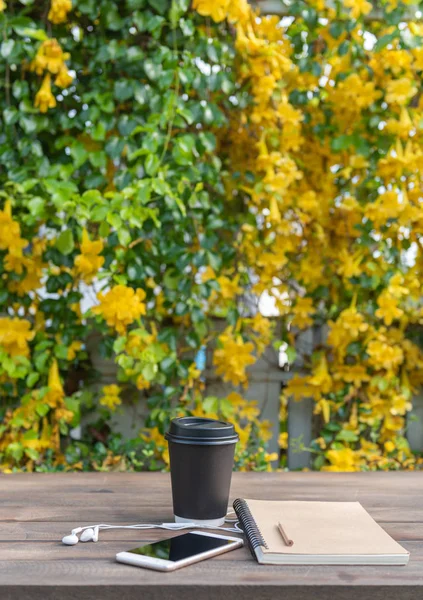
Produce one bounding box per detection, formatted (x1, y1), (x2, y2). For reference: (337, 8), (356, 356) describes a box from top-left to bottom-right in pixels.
(165, 417), (239, 445)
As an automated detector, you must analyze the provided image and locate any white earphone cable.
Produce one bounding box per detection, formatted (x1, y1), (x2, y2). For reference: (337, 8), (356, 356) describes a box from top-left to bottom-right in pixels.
(63, 516), (243, 545)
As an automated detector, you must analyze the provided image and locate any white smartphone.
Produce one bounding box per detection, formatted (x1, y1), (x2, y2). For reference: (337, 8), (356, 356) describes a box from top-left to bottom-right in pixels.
(116, 530), (243, 572)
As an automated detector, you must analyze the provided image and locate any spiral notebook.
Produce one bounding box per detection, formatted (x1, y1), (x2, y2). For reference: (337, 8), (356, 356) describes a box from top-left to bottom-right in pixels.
(233, 499), (409, 565)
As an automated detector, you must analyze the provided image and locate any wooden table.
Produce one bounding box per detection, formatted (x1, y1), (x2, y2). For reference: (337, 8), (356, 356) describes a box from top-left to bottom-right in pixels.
(1, 472), (422, 600)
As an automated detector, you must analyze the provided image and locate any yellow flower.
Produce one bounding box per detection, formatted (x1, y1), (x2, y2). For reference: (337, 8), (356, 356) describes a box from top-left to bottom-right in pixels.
(291, 297), (315, 329)
(135, 374), (151, 390)
(367, 339), (404, 372)
(344, 0), (372, 19)
(4, 237), (28, 273)
(316, 436), (326, 449)
(285, 374), (322, 401)
(336, 248), (364, 280)
(323, 447), (361, 472)
(34, 74), (56, 114)
(269, 196), (281, 222)
(45, 360), (65, 408)
(249, 313), (273, 354)
(55, 65), (73, 88)
(48, 0), (72, 24)
(8, 255), (44, 296)
(375, 291), (403, 326)
(141, 427), (169, 465)
(384, 440), (396, 453)
(227, 0), (251, 25)
(213, 329), (256, 387)
(74, 229), (104, 283)
(335, 73), (381, 109)
(316, 398), (330, 423)
(388, 273), (408, 298)
(308, 355), (332, 394)
(265, 452), (278, 463)
(193, 0), (230, 23)
(0, 0), (6, 12)
(31, 39), (69, 75)
(259, 420), (273, 442)
(99, 384), (121, 411)
(67, 340), (82, 361)
(386, 78), (417, 105)
(0, 317), (34, 357)
(181, 363), (201, 388)
(364, 191), (402, 227)
(201, 266), (216, 282)
(0, 200), (21, 251)
(93, 285), (147, 334)
(333, 364), (370, 387)
(217, 274), (242, 300)
(278, 431), (288, 449)
(239, 400), (260, 421)
(235, 422), (252, 449)
(327, 307), (368, 356)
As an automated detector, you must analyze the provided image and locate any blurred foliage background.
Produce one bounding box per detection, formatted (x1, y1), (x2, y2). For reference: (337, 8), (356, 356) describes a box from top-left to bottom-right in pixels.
(1, 0), (423, 473)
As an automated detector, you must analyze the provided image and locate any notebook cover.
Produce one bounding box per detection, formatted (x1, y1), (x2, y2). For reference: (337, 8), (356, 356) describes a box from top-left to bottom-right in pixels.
(234, 499), (409, 561)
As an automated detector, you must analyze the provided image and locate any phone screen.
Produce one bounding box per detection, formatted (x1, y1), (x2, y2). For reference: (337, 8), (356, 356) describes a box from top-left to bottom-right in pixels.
(126, 533), (234, 563)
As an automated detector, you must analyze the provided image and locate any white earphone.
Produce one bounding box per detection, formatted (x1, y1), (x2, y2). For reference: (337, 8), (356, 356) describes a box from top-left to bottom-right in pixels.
(62, 517), (242, 545)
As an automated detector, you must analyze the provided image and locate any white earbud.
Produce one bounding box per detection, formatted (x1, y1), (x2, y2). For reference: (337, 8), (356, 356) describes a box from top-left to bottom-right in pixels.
(62, 533), (79, 546)
(80, 526), (99, 542)
(62, 527), (83, 545)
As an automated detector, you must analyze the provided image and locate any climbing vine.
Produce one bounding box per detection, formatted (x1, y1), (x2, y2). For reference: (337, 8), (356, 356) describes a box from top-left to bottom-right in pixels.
(198, 0), (423, 470)
(1, 0), (423, 472)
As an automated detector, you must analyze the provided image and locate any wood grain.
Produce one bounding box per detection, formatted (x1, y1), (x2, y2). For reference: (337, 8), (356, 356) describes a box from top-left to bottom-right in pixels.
(1, 472), (423, 600)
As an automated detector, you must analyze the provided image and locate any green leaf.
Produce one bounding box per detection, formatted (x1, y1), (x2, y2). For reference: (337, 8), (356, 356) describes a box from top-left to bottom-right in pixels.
(26, 372), (40, 388)
(145, 154), (159, 176)
(28, 196), (45, 217)
(329, 22), (344, 39)
(170, 0), (189, 27)
(54, 344), (69, 360)
(91, 206), (109, 222)
(148, 0), (167, 14)
(14, 27), (47, 41)
(3, 107), (19, 125)
(203, 396), (218, 414)
(118, 228), (131, 246)
(92, 122), (106, 141)
(142, 362), (158, 381)
(374, 32), (398, 52)
(113, 336), (127, 354)
(286, 346), (297, 364)
(35, 403), (50, 417)
(99, 221), (110, 237)
(7, 442), (24, 462)
(144, 60), (162, 81)
(336, 430), (359, 443)
(25, 447), (40, 460)
(114, 81), (134, 102)
(331, 134), (354, 152)
(56, 230), (74, 255)
(1, 40), (15, 59)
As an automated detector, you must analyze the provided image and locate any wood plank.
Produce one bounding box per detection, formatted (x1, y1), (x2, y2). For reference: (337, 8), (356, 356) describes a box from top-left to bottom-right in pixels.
(1, 552), (423, 586)
(1, 470), (422, 522)
(1, 538), (422, 562)
(2, 586), (422, 600)
(3, 521), (422, 542)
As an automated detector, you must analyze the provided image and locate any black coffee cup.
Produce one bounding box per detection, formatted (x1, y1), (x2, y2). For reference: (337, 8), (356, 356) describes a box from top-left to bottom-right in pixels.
(165, 417), (239, 525)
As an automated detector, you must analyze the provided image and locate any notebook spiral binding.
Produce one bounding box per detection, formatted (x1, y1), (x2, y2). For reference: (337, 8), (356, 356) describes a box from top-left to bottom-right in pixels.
(233, 498), (268, 559)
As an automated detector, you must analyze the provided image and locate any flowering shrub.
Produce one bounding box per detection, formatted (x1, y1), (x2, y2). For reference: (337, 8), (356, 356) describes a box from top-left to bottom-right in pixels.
(1, 0), (423, 473)
(0, 0), (274, 472)
(200, 0), (423, 471)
